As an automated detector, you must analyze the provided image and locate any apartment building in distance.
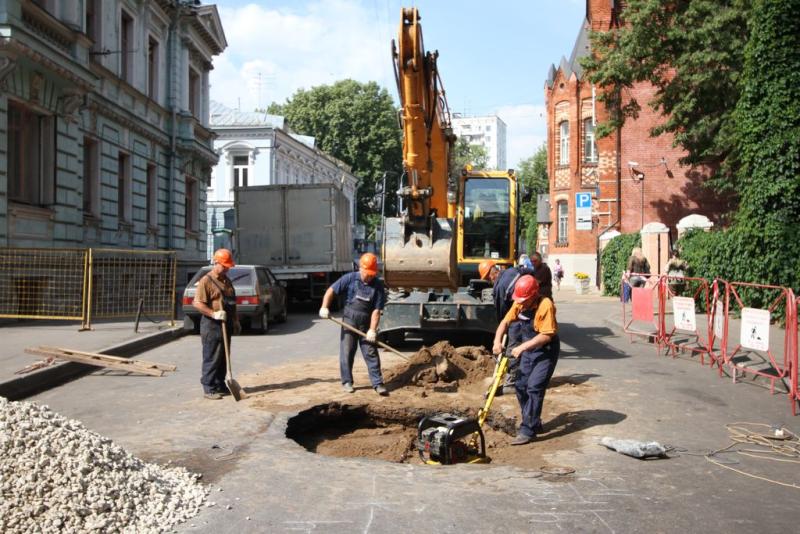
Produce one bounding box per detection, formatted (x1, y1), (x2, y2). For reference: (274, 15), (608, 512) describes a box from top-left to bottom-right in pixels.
(451, 114), (508, 170)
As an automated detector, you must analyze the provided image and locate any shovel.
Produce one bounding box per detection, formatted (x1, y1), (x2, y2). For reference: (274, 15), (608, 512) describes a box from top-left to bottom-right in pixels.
(327, 316), (409, 362)
(221, 321), (243, 401)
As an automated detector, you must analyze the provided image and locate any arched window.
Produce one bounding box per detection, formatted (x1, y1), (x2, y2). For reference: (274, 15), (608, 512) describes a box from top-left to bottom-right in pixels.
(559, 121), (569, 165)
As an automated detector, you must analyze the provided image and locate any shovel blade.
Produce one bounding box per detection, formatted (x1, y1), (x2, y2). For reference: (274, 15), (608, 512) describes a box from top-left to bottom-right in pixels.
(226, 377), (244, 402)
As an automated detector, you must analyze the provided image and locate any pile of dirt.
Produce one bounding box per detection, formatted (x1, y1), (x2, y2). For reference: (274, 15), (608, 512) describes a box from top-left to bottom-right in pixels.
(384, 341), (494, 391)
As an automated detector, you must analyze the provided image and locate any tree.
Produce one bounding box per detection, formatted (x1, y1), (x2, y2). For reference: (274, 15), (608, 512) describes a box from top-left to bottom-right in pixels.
(515, 145), (549, 253)
(452, 137), (488, 170)
(581, 0), (752, 194)
(267, 80), (402, 232)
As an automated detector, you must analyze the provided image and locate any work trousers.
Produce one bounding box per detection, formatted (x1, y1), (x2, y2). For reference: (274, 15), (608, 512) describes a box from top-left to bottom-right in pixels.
(200, 317), (231, 394)
(339, 329), (383, 387)
(515, 338), (560, 438)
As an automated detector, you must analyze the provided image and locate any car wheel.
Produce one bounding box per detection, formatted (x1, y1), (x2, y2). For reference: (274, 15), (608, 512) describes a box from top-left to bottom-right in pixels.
(277, 304), (288, 323)
(253, 309), (269, 335)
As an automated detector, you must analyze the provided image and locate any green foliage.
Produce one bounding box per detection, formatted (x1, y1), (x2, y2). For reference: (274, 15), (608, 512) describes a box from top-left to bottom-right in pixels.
(516, 145), (549, 253)
(267, 80), (402, 233)
(453, 137), (488, 170)
(581, 0), (752, 195)
(600, 233), (640, 296)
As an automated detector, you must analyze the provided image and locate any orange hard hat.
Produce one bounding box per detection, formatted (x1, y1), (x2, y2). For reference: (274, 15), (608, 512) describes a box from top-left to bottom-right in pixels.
(512, 275), (539, 302)
(213, 248), (235, 268)
(478, 260), (497, 280)
(359, 252), (378, 275)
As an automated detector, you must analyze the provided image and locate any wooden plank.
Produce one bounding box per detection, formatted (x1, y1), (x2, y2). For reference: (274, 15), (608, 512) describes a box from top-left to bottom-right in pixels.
(37, 346), (177, 372)
(25, 348), (164, 377)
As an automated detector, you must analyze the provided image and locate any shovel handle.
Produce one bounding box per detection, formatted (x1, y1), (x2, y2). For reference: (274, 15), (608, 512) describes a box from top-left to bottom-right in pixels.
(327, 316), (409, 361)
(221, 321), (232, 376)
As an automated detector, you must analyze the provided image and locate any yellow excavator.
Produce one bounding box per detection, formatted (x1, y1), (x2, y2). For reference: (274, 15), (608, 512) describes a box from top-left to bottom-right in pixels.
(380, 7), (520, 345)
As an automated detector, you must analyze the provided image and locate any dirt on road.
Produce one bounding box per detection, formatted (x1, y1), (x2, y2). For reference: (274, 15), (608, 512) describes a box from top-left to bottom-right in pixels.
(243, 341), (598, 470)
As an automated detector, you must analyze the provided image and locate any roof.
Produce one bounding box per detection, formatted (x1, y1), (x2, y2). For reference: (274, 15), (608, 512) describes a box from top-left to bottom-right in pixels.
(546, 19), (590, 87)
(209, 101), (285, 128)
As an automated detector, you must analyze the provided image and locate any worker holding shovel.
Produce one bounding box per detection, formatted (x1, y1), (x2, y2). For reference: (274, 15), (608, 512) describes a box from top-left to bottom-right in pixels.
(319, 253), (389, 396)
(193, 249), (241, 400)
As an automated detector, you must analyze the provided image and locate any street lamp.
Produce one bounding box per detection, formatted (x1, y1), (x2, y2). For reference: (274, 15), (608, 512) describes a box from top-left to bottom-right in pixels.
(628, 161), (645, 229)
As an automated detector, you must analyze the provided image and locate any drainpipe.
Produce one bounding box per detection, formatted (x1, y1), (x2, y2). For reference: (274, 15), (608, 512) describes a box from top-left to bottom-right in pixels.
(594, 85), (622, 288)
(166, 4), (180, 250)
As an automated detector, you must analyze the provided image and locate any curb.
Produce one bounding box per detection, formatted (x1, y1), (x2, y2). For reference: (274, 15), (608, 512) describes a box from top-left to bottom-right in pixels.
(0, 327), (186, 401)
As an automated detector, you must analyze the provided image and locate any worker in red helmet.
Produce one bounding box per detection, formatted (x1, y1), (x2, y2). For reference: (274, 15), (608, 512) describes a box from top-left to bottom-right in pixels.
(193, 249), (241, 400)
(319, 252), (389, 396)
(492, 274), (560, 445)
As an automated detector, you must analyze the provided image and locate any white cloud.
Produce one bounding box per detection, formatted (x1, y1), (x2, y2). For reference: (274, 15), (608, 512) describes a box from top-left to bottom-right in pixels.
(496, 104), (547, 168)
(211, 1), (395, 112)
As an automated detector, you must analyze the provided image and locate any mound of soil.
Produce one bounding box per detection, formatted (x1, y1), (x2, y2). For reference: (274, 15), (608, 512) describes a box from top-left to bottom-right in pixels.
(384, 341), (495, 390)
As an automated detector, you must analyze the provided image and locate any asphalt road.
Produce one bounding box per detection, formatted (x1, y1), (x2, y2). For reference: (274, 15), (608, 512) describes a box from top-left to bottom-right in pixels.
(28, 300), (800, 533)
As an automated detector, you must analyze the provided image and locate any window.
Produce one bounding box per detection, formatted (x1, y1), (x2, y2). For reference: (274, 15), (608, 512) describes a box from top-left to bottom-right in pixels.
(120, 10), (133, 82)
(82, 138), (99, 216)
(232, 155), (248, 189)
(583, 118), (597, 163)
(117, 152), (131, 223)
(148, 37), (159, 100)
(462, 178), (511, 259)
(185, 176), (198, 232)
(486, 125), (491, 132)
(146, 164), (158, 227)
(188, 69), (200, 117)
(86, 0), (100, 43)
(559, 121), (569, 165)
(557, 201), (568, 244)
(7, 101), (55, 206)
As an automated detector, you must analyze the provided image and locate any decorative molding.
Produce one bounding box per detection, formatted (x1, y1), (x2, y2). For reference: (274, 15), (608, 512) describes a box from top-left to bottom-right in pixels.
(29, 72), (44, 103)
(58, 89), (86, 122)
(0, 57), (17, 88)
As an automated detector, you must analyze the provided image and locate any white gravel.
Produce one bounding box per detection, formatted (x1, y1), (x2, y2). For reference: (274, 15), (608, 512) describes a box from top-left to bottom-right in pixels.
(0, 396), (207, 533)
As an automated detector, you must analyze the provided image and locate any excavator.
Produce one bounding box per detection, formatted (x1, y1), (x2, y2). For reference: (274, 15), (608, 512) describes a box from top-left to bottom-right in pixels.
(380, 7), (520, 345)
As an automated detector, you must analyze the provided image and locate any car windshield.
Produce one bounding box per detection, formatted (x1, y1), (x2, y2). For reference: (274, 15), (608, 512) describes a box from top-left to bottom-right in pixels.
(189, 267), (254, 287)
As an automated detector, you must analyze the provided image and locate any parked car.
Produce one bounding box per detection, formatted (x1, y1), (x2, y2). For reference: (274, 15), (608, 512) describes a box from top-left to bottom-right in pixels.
(182, 265), (288, 334)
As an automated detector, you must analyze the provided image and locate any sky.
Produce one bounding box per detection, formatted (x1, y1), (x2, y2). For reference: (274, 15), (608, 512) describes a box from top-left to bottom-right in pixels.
(209, 0), (587, 168)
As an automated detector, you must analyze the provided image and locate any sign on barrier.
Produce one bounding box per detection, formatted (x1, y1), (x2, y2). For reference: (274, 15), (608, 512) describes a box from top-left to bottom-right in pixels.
(621, 273), (661, 347)
(660, 275), (714, 366)
(740, 307), (770, 352)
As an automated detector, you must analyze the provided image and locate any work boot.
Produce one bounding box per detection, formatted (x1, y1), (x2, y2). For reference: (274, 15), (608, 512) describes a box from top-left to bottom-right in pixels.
(510, 433), (534, 446)
(203, 392), (223, 400)
(374, 385), (389, 396)
(342, 382), (355, 393)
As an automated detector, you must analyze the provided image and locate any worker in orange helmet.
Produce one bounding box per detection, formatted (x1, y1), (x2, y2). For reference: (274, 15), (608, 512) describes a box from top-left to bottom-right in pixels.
(319, 252), (389, 396)
(193, 249), (241, 400)
(478, 259), (500, 284)
(492, 274), (560, 445)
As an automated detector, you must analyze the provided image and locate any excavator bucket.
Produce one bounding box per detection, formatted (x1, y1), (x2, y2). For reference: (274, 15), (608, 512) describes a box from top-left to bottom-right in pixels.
(382, 216), (458, 289)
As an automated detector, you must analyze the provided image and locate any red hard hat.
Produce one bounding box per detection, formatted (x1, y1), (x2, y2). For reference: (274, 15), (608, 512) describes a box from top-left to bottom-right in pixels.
(213, 248), (235, 268)
(359, 252), (378, 275)
(512, 275), (539, 302)
(478, 260), (496, 280)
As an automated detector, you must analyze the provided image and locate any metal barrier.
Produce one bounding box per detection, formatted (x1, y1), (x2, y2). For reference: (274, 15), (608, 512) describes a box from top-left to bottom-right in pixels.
(722, 281), (795, 411)
(0, 248), (88, 321)
(85, 248), (176, 329)
(0, 247), (176, 330)
(621, 273), (662, 347)
(660, 275), (715, 366)
(792, 295), (799, 415)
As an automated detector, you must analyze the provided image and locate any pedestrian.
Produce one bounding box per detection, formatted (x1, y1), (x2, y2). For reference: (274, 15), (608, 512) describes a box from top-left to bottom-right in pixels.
(553, 259), (564, 291)
(319, 252), (389, 396)
(492, 275), (559, 445)
(626, 247), (651, 288)
(529, 252), (553, 300)
(518, 254), (533, 270)
(192, 248), (241, 400)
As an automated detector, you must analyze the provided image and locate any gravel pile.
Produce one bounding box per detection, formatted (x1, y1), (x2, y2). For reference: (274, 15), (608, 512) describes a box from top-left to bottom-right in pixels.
(0, 396), (207, 533)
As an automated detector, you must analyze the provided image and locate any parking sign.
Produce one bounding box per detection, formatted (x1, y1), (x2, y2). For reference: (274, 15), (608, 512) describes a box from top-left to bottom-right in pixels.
(575, 192), (592, 230)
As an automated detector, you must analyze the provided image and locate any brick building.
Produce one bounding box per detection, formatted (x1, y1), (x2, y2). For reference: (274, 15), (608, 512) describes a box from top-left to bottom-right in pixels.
(543, 0), (723, 285)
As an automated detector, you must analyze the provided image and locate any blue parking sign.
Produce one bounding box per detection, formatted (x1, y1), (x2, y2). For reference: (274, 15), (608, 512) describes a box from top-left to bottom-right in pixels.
(576, 192), (592, 208)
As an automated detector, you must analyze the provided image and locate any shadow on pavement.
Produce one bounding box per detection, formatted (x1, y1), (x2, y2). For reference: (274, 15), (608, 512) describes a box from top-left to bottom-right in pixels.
(550, 373), (600, 387)
(538, 409), (627, 442)
(244, 377), (339, 395)
(558, 322), (630, 360)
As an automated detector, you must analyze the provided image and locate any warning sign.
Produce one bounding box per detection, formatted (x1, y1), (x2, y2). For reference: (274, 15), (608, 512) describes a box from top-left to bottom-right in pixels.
(713, 301), (724, 339)
(672, 297), (696, 331)
(740, 307), (770, 352)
